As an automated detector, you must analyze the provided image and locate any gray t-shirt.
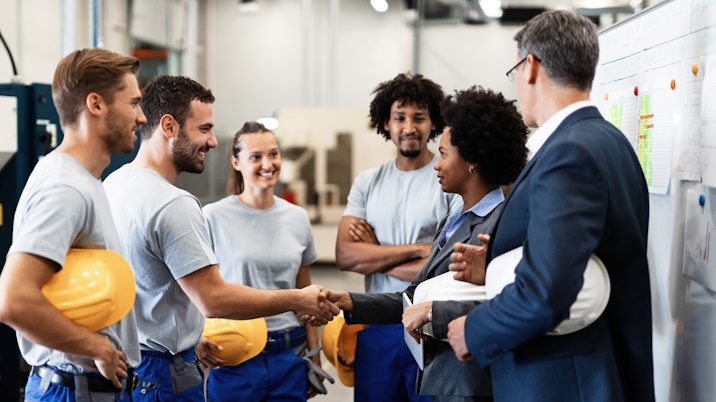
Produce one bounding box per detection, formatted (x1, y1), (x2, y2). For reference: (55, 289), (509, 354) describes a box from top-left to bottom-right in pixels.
(203, 195), (317, 332)
(8, 152), (140, 373)
(343, 154), (462, 294)
(103, 165), (217, 354)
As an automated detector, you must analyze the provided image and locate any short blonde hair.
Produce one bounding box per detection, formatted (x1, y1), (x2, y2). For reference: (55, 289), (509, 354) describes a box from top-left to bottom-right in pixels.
(52, 48), (139, 127)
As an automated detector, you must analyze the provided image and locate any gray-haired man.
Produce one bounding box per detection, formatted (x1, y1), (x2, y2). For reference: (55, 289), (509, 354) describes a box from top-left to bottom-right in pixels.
(447, 10), (654, 402)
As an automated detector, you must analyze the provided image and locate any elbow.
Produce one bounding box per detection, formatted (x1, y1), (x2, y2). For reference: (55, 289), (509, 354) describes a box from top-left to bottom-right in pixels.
(0, 292), (18, 326)
(335, 250), (352, 271)
(193, 297), (224, 319)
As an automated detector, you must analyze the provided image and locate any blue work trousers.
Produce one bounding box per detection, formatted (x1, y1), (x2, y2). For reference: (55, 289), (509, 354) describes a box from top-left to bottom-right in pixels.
(24, 371), (131, 402)
(206, 347), (307, 402)
(132, 349), (204, 401)
(354, 323), (430, 402)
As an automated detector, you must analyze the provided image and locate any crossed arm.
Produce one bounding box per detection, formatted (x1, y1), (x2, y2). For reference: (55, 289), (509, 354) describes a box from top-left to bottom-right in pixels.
(336, 216), (431, 282)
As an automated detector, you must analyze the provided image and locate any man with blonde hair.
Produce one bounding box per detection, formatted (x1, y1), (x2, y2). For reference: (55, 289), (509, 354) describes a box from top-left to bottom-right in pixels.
(0, 48), (146, 401)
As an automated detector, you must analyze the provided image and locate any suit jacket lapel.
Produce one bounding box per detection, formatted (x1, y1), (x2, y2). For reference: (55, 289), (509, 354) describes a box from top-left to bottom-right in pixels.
(426, 213), (485, 278)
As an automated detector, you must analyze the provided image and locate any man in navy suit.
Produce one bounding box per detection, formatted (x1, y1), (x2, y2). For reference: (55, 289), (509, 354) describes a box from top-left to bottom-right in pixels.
(446, 10), (655, 402)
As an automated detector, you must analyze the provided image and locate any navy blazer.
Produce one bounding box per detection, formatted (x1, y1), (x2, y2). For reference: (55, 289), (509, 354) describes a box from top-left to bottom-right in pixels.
(349, 206), (501, 397)
(464, 106), (655, 402)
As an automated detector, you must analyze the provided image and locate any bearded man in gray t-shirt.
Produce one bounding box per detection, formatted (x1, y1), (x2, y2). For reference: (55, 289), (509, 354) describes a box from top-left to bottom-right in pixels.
(0, 48), (146, 401)
(103, 75), (338, 401)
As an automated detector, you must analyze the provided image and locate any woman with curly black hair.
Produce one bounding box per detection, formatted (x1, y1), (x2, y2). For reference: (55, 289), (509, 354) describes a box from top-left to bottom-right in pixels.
(324, 86), (529, 401)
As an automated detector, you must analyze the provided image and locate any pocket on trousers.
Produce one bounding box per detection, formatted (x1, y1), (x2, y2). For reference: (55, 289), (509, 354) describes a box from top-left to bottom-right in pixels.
(169, 360), (204, 394)
(132, 381), (158, 401)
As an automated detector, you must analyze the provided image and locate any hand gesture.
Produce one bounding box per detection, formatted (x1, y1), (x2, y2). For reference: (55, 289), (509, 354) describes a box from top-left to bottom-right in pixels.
(348, 219), (379, 244)
(301, 288), (351, 326)
(92, 335), (127, 388)
(447, 315), (473, 361)
(402, 301), (431, 344)
(194, 337), (226, 369)
(295, 285), (339, 325)
(449, 234), (490, 285)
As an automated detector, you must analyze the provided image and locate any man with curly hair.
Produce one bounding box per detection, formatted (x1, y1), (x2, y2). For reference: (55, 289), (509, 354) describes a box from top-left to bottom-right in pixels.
(446, 10), (654, 402)
(322, 86), (528, 401)
(335, 73), (462, 402)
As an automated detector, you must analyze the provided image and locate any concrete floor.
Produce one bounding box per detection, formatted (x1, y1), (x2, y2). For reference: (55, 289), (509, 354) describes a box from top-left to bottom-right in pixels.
(310, 265), (365, 402)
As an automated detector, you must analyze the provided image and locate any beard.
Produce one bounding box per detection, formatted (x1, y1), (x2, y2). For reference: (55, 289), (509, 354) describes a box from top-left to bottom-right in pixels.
(102, 110), (136, 154)
(172, 128), (206, 174)
(399, 148), (421, 158)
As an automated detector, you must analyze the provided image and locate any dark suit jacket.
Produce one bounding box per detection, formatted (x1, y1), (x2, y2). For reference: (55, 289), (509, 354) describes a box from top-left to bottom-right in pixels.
(348, 206), (501, 397)
(464, 106), (654, 401)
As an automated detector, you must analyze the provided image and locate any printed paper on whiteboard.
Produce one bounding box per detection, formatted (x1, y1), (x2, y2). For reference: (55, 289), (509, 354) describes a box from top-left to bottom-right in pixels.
(682, 187), (716, 290)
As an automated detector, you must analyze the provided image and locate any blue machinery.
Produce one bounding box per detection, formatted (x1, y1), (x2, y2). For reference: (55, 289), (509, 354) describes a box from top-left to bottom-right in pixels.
(0, 83), (61, 401)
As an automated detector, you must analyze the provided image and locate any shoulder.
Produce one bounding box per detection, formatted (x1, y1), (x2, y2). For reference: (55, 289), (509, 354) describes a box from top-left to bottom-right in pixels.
(202, 196), (234, 216)
(273, 197), (311, 222)
(558, 108), (628, 150)
(356, 159), (397, 183)
(22, 157), (94, 210)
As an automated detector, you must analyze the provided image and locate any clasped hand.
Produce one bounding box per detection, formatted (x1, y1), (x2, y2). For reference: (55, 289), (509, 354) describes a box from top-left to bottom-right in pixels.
(294, 285), (340, 325)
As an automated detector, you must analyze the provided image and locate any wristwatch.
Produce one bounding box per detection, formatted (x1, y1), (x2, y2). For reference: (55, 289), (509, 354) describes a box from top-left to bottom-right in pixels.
(428, 308), (433, 322)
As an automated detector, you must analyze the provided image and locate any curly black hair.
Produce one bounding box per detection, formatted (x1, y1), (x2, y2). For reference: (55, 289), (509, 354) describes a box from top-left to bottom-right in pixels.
(441, 86), (528, 186)
(369, 72), (445, 141)
(139, 75), (215, 140)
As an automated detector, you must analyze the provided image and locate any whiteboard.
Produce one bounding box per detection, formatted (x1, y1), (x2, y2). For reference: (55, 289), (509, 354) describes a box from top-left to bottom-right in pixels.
(591, 1), (716, 399)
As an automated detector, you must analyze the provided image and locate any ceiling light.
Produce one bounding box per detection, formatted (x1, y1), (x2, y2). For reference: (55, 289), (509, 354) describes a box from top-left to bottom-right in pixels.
(371, 0), (389, 13)
(257, 117), (279, 130)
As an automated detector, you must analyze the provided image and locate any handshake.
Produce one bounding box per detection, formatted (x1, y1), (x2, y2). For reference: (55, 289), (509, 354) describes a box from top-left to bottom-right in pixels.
(293, 285), (355, 326)
(295, 237), (490, 327)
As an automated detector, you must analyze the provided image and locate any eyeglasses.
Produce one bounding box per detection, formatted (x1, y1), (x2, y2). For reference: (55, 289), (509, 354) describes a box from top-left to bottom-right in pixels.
(506, 56), (541, 83)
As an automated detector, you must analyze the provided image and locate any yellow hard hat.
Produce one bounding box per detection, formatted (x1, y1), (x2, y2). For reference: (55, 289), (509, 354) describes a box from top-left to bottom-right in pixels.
(321, 312), (364, 387)
(202, 318), (268, 366)
(41, 249), (136, 332)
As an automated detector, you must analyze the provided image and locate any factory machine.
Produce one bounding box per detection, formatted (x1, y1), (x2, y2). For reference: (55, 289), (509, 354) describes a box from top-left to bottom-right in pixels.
(0, 82), (62, 400)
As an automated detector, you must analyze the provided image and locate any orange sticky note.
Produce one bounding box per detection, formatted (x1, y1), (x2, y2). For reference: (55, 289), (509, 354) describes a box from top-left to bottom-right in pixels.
(604, 92), (609, 101)
(693, 63), (699, 75)
(671, 79), (676, 90)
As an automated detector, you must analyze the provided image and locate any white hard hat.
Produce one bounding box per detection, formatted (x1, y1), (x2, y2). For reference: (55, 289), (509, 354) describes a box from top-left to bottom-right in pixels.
(413, 272), (486, 338)
(411, 247), (610, 337)
(486, 246), (610, 335)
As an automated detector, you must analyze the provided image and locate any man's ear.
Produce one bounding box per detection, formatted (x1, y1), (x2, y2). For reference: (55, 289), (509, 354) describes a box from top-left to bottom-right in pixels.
(525, 55), (540, 85)
(85, 92), (104, 117)
(160, 114), (177, 139)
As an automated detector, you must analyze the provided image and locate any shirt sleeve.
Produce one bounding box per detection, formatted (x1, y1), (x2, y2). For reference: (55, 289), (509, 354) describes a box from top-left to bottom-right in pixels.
(342, 172), (369, 219)
(8, 184), (86, 268)
(301, 214), (319, 266)
(152, 196), (218, 279)
(202, 207), (216, 252)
